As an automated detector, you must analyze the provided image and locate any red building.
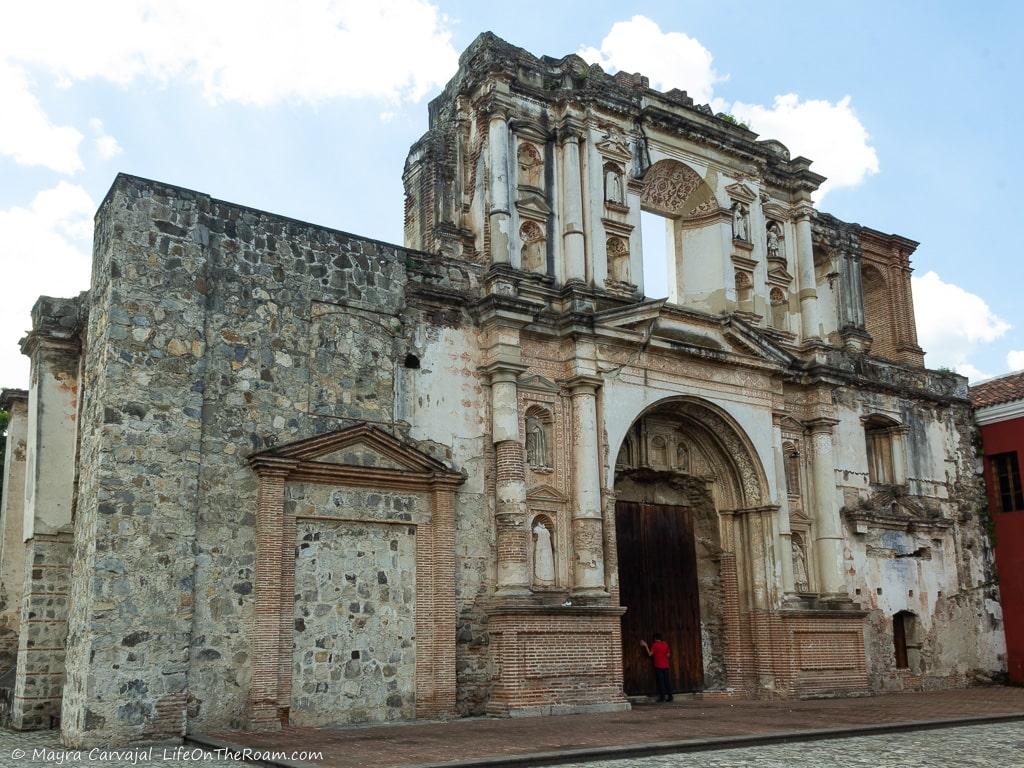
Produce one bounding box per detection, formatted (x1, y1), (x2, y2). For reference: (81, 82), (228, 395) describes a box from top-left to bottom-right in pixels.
(972, 370), (1024, 684)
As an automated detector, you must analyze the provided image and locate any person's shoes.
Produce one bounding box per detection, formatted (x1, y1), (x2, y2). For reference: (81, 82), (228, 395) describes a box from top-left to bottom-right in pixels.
(667, 695), (674, 702)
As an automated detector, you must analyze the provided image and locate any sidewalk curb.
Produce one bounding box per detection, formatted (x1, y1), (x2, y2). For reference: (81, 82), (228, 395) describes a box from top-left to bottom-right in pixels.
(187, 711), (1024, 768)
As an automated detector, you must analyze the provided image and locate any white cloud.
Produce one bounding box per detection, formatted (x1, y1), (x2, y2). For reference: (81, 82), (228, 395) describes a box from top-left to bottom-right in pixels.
(1008, 350), (1024, 372)
(0, 0), (458, 107)
(578, 15), (721, 104)
(912, 270), (1011, 381)
(0, 1), (457, 172)
(580, 17), (878, 202)
(0, 183), (95, 386)
(729, 95), (879, 202)
(89, 118), (122, 160)
(0, 61), (83, 173)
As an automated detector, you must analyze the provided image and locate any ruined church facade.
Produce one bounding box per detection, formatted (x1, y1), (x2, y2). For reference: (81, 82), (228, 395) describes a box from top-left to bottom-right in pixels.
(0, 34), (1004, 747)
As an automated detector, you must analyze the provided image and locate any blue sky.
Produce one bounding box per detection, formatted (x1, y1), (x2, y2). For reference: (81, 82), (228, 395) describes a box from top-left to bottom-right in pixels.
(1, 1), (1021, 387)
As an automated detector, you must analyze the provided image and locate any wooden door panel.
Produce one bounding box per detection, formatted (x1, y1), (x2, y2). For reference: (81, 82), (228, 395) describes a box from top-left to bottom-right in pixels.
(615, 501), (703, 695)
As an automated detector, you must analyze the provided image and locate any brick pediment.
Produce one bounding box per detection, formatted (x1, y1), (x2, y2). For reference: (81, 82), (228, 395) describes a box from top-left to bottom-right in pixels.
(248, 423), (463, 488)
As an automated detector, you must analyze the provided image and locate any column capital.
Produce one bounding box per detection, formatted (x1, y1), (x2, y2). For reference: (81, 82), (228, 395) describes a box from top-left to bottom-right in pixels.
(480, 360), (529, 385)
(803, 417), (840, 435)
(560, 374), (603, 394)
(791, 202), (816, 221)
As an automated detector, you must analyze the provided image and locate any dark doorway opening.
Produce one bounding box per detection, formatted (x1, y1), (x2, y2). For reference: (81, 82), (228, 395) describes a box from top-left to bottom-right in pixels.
(615, 501), (703, 695)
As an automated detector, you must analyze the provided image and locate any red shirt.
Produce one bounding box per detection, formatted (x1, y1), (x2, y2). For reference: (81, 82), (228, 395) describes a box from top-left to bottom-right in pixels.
(650, 640), (671, 669)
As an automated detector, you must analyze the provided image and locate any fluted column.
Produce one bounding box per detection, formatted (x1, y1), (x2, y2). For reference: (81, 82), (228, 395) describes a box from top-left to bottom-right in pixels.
(488, 110), (512, 265)
(806, 418), (845, 596)
(771, 417), (795, 594)
(794, 206), (821, 341)
(560, 129), (586, 282)
(567, 376), (606, 594)
(487, 362), (530, 595)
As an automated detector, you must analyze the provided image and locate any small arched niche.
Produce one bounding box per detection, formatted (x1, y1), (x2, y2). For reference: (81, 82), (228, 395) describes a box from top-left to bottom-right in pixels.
(530, 513), (556, 588)
(519, 220), (546, 274)
(524, 405), (554, 470)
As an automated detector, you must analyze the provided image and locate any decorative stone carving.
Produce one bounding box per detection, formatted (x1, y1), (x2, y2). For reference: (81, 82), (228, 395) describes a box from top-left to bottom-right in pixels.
(532, 517), (555, 587)
(650, 435), (668, 468)
(767, 221), (785, 263)
(791, 532), (810, 592)
(517, 142), (543, 190)
(606, 236), (630, 283)
(640, 159), (710, 217)
(732, 203), (749, 241)
(519, 221), (546, 273)
(525, 407), (553, 469)
(604, 163), (625, 205)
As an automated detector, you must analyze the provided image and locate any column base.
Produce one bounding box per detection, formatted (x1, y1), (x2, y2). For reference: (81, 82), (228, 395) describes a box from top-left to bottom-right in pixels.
(485, 604), (627, 717)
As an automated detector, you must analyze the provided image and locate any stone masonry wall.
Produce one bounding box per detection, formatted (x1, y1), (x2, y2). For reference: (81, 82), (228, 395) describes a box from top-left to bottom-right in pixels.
(62, 175), (485, 746)
(0, 394), (28, 671)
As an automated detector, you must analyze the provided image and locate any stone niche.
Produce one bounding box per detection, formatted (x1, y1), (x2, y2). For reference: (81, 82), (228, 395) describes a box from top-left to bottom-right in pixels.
(244, 423), (463, 731)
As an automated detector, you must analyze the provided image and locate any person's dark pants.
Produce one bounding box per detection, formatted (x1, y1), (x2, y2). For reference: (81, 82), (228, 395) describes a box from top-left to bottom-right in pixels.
(654, 667), (673, 701)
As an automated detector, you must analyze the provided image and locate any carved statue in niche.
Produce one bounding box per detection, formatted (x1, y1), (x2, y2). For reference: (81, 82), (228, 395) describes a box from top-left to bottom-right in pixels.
(525, 410), (552, 469)
(732, 203), (749, 241)
(784, 442), (801, 495)
(675, 441), (690, 473)
(519, 221), (546, 273)
(766, 221), (784, 261)
(604, 164), (624, 204)
(517, 143), (543, 190)
(606, 236), (631, 283)
(533, 518), (555, 587)
(791, 533), (810, 592)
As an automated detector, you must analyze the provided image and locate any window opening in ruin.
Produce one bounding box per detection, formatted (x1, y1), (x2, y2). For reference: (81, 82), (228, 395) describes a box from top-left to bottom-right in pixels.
(864, 417), (897, 485)
(991, 451), (1024, 512)
(893, 611), (910, 669)
(403, 353), (421, 369)
(640, 210), (672, 299)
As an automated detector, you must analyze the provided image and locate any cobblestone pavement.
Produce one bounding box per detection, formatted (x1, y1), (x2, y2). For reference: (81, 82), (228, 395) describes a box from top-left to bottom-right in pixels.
(546, 721), (1024, 768)
(206, 686), (1024, 768)
(0, 728), (322, 768)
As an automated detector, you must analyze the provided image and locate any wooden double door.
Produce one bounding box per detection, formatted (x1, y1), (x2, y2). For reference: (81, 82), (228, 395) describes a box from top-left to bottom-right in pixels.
(615, 501), (704, 695)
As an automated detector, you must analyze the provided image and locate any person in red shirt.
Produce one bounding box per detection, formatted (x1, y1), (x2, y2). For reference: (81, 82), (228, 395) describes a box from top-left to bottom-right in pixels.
(640, 634), (673, 702)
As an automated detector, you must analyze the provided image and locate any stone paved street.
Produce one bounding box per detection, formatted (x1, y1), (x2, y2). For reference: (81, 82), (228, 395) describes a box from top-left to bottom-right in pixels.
(547, 721), (1024, 768)
(202, 687), (1024, 768)
(0, 728), (320, 768)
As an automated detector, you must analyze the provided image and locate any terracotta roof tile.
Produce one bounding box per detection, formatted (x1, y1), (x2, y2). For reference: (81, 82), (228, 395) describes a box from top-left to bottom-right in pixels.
(969, 370), (1024, 409)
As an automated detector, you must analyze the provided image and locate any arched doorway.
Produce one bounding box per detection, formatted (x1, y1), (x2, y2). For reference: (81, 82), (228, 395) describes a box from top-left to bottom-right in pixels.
(611, 397), (769, 697)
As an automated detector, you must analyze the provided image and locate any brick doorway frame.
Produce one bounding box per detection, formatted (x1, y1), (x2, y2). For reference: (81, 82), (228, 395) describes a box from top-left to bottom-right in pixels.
(243, 423), (463, 731)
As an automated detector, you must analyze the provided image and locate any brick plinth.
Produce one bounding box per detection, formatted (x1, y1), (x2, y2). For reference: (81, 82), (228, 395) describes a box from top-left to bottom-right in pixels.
(486, 606), (629, 716)
(10, 533), (73, 730)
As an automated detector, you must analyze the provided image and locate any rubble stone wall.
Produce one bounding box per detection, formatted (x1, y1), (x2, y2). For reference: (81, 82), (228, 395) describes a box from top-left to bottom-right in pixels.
(61, 175), (489, 746)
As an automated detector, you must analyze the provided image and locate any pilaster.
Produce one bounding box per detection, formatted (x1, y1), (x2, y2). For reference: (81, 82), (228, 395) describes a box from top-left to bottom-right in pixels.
(564, 375), (606, 596)
(805, 417), (846, 596)
(793, 205), (821, 341)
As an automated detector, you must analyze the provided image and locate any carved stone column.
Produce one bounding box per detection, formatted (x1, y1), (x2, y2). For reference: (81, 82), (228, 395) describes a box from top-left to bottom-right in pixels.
(771, 416), (795, 594)
(486, 361), (531, 595)
(793, 206), (821, 341)
(487, 110), (512, 265)
(567, 376), (606, 595)
(559, 127), (586, 283)
(806, 418), (845, 596)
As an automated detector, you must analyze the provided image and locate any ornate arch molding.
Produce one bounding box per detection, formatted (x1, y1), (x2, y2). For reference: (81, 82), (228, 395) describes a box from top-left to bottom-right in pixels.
(640, 159), (720, 219)
(244, 423), (463, 731)
(631, 396), (770, 509)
